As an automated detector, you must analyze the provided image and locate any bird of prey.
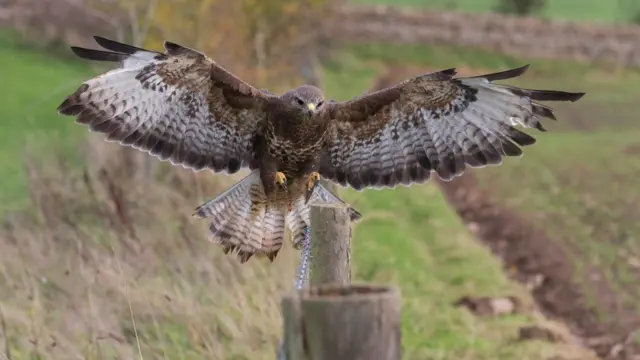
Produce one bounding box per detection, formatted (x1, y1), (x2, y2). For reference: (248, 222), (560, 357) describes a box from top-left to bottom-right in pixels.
(57, 36), (585, 263)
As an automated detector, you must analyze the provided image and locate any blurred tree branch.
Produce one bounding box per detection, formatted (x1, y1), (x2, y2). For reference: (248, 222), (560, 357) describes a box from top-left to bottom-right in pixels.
(1, 0), (341, 87)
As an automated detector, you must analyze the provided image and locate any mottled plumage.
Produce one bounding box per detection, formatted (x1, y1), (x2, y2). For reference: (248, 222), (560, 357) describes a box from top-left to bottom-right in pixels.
(57, 36), (585, 263)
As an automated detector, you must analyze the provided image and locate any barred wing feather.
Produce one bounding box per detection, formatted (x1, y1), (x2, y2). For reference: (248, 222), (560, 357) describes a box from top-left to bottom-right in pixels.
(319, 65), (585, 190)
(57, 36), (275, 174)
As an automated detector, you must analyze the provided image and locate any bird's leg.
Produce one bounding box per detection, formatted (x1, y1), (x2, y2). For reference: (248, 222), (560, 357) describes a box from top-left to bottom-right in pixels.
(274, 171), (287, 188)
(304, 172), (321, 204)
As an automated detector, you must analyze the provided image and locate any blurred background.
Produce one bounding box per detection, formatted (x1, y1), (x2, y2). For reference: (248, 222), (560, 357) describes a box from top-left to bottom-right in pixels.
(1, 0), (639, 359)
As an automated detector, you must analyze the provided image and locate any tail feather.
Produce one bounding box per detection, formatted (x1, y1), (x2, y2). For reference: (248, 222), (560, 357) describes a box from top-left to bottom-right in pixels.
(193, 171), (285, 263)
(287, 196), (309, 248)
(194, 171), (361, 263)
(288, 182), (362, 249)
(309, 182), (362, 221)
(262, 209), (287, 261)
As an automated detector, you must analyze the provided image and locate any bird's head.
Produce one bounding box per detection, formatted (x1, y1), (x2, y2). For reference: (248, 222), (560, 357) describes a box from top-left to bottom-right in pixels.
(282, 85), (325, 118)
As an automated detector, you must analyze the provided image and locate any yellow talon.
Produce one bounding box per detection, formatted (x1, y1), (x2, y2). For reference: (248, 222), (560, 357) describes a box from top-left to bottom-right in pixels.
(275, 171), (287, 187)
(308, 172), (321, 190)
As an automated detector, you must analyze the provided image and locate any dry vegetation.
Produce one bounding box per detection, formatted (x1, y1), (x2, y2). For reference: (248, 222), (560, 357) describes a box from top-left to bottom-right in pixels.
(0, 38), (599, 360)
(0, 1), (338, 358)
(0, 141), (597, 359)
(0, 139), (302, 359)
(2, 0), (634, 358)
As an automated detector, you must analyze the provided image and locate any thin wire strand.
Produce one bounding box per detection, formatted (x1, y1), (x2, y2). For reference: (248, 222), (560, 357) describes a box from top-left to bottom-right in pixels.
(277, 226), (312, 360)
(295, 226), (312, 290)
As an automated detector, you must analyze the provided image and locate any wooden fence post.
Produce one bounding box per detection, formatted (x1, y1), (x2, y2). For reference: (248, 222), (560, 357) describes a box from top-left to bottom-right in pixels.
(280, 203), (402, 360)
(309, 203), (352, 286)
(282, 284), (402, 360)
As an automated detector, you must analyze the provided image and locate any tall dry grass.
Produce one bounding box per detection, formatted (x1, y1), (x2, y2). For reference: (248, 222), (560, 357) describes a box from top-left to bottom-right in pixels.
(0, 2), (341, 356)
(0, 137), (300, 359)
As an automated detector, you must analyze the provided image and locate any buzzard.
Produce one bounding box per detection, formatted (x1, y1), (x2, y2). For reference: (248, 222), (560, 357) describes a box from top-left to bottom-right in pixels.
(57, 36), (585, 263)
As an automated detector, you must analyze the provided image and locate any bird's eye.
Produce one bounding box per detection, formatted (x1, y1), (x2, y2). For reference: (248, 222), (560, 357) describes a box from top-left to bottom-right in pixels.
(317, 100), (324, 108)
(296, 98), (304, 106)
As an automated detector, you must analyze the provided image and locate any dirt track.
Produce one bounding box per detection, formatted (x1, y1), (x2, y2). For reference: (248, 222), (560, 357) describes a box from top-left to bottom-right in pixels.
(437, 174), (640, 359)
(371, 67), (640, 360)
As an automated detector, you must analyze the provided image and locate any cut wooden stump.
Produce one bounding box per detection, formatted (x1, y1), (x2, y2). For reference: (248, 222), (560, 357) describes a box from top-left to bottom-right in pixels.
(282, 284), (402, 360)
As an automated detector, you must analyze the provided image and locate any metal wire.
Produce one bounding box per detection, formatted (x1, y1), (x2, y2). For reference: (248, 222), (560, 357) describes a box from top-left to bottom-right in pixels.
(294, 226), (312, 290)
(277, 226), (312, 360)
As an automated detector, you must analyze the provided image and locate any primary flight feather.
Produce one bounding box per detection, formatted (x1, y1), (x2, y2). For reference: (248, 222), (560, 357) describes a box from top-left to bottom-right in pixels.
(57, 36), (585, 263)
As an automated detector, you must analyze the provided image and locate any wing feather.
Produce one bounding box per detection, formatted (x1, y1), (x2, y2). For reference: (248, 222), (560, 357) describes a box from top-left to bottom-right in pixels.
(58, 36), (277, 174)
(318, 65), (585, 190)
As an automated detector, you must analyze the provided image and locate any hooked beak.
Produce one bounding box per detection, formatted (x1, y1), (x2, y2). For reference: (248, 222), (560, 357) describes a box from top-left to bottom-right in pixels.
(306, 103), (316, 112)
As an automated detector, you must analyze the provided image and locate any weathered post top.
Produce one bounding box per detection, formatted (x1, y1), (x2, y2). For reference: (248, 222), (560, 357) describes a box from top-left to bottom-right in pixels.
(282, 284), (402, 360)
(309, 203), (352, 287)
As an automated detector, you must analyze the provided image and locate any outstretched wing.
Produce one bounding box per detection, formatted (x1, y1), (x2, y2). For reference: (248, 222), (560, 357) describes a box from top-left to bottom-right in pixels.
(58, 36), (277, 174)
(317, 65), (585, 190)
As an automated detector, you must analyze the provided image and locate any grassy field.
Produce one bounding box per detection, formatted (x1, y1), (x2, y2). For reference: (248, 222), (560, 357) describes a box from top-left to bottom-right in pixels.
(475, 131), (640, 315)
(0, 35), (597, 359)
(342, 41), (640, 335)
(0, 34), (94, 211)
(349, 0), (635, 24)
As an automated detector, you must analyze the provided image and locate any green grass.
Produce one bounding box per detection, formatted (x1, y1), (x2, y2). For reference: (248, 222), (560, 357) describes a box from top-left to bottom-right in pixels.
(0, 36), (596, 359)
(0, 34), (94, 211)
(324, 58), (596, 359)
(474, 129), (640, 317)
(345, 185), (570, 359)
(349, 0), (634, 24)
(331, 41), (640, 324)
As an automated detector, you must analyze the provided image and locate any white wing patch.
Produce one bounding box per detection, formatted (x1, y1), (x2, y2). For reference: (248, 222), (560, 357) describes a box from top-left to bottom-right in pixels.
(320, 66), (584, 190)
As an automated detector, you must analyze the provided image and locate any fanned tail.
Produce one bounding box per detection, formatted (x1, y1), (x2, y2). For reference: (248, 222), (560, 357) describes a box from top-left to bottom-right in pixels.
(193, 172), (362, 263)
(193, 171), (285, 263)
